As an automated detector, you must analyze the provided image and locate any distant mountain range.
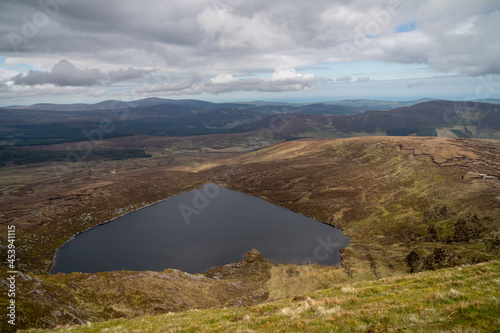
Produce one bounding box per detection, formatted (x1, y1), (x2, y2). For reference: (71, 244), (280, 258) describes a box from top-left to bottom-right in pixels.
(1, 98), (499, 148)
(5, 97), (500, 111)
(247, 100), (500, 140)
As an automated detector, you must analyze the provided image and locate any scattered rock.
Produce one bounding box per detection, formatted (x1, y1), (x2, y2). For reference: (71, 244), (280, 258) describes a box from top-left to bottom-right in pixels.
(292, 295), (307, 302)
(243, 249), (267, 264)
(405, 248), (427, 273)
(286, 267), (300, 277)
(423, 247), (458, 270)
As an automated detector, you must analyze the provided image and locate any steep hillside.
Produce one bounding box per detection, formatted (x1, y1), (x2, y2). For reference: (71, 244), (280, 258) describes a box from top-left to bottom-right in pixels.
(23, 261), (500, 332)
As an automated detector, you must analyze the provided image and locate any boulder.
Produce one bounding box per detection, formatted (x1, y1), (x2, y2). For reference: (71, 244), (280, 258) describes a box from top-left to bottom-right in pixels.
(243, 249), (266, 264)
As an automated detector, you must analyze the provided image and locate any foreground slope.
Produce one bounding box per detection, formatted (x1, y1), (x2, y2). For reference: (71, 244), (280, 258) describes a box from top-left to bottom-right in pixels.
(24, 261), (500, 332)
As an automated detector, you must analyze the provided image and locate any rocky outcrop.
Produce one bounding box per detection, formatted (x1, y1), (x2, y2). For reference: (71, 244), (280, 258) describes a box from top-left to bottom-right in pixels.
(243, 249), (267, 264)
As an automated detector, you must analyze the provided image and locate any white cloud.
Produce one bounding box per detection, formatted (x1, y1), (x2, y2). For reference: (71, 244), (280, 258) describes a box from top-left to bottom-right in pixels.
(269, 68), (308, 81)
(210, 73), (237, 84)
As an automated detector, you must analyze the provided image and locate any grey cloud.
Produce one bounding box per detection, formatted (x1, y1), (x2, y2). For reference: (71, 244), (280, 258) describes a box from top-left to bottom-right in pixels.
(357, 76), (370, 82)
(107, 67), (156, 83)
(407, 81), (425, 88)
(12, 60), (105, 86)
(337, 75), (352, 82)
(136, 69), (329, 96)
(2, 84), (99, 100)
(12, 60), (153, 87)
(56, 1), (204, 46)
(207, 68), (331, 93)
(136, 74), (203, 95)
(204, 75), (325, 94)
(3, 1), (499, 77)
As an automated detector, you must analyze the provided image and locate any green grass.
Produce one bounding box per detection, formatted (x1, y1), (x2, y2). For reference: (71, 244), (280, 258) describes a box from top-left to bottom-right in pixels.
(450, 129), (471, 138)
(386, 128), (437, 137)
(23, 261), (500, 332)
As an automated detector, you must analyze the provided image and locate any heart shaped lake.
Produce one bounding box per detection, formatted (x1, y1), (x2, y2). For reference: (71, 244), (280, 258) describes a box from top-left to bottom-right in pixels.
(51, 184), (349, 274)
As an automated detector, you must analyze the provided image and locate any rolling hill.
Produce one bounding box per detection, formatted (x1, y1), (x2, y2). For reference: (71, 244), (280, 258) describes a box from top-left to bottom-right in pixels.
(2, 99), (499, 151)
(246, 100), (500, 139)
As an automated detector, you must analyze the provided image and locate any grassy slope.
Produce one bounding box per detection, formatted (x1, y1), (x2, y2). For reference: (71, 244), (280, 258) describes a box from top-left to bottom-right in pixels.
(23, 261), (500, 333)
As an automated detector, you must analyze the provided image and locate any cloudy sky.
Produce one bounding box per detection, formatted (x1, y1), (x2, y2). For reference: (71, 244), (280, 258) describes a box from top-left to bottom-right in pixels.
(1, 0), (499, 105)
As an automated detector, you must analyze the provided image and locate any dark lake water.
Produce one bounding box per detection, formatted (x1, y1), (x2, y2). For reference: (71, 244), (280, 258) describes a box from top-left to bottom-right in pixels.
(51, 184), (349, 274)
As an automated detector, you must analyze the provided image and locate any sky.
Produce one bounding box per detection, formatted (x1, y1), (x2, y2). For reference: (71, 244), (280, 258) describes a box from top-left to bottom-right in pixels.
(1, 0), (500, 106)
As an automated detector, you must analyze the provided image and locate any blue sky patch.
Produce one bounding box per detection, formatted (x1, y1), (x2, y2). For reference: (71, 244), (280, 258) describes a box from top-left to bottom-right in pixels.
(396, 21), (416, 33)
(17, 63), (36, 70)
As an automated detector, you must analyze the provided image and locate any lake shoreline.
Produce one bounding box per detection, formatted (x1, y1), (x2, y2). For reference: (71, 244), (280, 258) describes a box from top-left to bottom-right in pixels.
(50, 183), (350, 275)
